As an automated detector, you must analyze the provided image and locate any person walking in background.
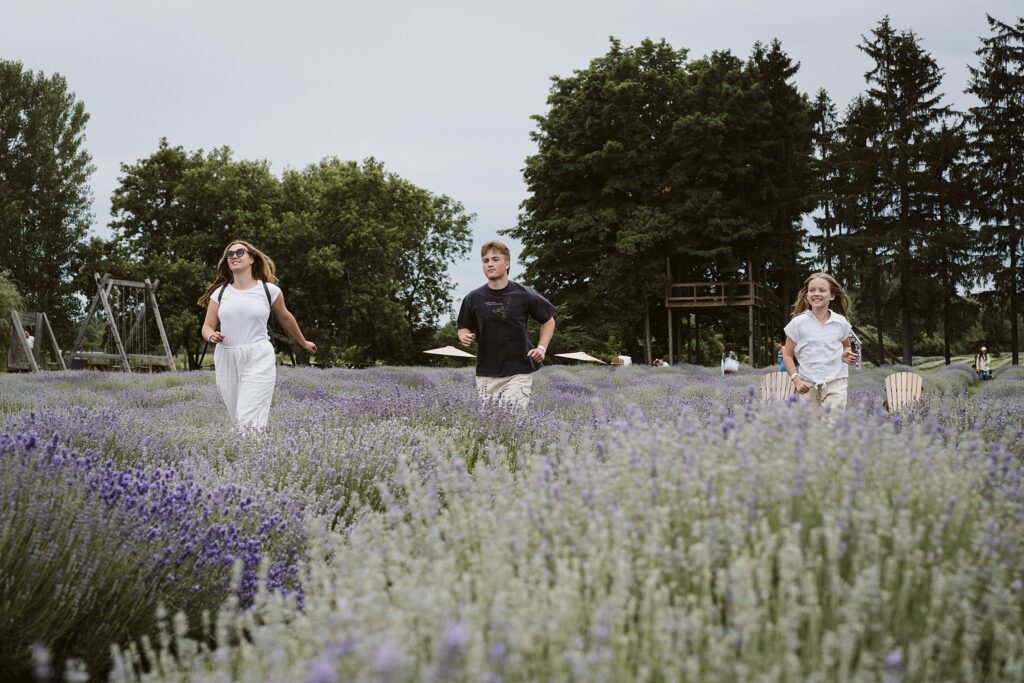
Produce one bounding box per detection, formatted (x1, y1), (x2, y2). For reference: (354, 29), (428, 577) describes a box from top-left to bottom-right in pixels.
(721, 343), (739, 375)
(782, 272), (858, 412)
(457, 240), (555, 411)
(976, 346), (991, 380)
(23, 329), (33, 351)
(199, 241), (316, 431)
(776, 340), (785, 373)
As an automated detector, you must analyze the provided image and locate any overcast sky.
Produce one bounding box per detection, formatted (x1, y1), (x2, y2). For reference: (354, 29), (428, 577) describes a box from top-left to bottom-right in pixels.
(3, 0), (1018, 311)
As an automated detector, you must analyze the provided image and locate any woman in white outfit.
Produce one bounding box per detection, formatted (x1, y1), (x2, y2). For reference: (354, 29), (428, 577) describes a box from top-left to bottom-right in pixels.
(198, 241), (316, 430)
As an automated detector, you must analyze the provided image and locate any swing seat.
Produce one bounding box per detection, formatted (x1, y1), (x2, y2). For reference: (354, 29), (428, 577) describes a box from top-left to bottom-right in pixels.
(884, 371), (923, 412)
(760, 372), (794, 402)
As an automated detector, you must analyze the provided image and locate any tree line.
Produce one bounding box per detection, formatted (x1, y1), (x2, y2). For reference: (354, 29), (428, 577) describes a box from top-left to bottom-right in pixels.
(0, 60), (472, 368)
(2, 14), (1022, 368)
(510, 14), (1024, 366)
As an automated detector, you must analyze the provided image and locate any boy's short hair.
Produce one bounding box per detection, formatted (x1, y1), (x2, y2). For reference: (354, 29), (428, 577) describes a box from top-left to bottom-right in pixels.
(480, 240), (511, 262)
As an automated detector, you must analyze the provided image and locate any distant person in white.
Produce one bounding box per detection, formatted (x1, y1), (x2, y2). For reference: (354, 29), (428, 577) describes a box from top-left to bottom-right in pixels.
(198, 241), (316, 430)
(23, 329), (34, 350)
(782, 272), (858, 412)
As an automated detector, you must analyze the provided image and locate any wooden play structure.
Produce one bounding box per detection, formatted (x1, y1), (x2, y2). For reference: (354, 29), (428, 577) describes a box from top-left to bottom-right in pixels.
(7, 311), (66, 372)
(67, 274), (176, 372)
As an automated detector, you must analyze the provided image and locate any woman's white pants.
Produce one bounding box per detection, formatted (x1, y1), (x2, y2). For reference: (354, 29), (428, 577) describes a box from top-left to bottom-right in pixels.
(214, 340), (276, 430)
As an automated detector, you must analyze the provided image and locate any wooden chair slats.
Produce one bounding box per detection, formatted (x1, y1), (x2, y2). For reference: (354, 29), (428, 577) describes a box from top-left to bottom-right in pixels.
(885, 371), (923, 411)
(761, 372), (794, 402)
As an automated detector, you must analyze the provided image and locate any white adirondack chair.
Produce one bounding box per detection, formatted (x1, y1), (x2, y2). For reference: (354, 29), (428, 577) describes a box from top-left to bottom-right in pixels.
(884, 371), (923, 412)
(761, 372), (795, 402)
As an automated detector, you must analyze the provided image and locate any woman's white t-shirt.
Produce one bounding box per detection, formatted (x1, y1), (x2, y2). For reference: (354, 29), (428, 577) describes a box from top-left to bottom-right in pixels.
(214, 282), (281, 347)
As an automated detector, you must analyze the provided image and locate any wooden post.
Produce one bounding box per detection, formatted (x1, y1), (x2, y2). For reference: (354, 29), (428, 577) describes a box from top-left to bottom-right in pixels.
(667, 308), (674, 366)
(146, 279), (177, 371)
(666, 257), (673, 366)
(70, 274), (105, 361)
(748, 303), (754, 366)
(643, 305), (652, 366)
(10, 311), (39, 372)
(32, 313), (43, 367)
(97, 276), (132, 373)
(41, 313), (67, 371)
(695, 313), (701, 365)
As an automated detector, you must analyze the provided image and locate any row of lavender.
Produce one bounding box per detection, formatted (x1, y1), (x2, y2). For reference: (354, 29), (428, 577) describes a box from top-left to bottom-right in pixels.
(1, 362), (1022, 680)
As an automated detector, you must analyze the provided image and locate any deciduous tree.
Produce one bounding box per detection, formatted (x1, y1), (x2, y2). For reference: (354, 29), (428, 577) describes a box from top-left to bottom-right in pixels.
(0, 61), (94, 340)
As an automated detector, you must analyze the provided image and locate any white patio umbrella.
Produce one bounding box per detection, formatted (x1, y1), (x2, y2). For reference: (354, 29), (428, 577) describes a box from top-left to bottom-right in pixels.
(423, 345), (476, 359)
(554, 351), (607, 364)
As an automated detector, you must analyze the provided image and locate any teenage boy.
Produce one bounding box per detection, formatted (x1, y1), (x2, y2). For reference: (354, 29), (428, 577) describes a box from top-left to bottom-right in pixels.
(457, 240), (555, 410)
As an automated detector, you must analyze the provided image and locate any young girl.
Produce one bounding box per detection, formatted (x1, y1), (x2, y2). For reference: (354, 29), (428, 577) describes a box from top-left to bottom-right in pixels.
(198, 241), (317, 431)
(782, 273), (858, 412)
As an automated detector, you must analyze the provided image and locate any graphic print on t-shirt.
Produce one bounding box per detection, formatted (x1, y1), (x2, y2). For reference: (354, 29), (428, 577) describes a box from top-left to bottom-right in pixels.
(486, 299), (509, 321)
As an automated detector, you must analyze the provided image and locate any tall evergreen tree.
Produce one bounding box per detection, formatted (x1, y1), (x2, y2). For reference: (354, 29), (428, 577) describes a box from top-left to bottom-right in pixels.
(809, 89), (842, 274)
(859, 17), (952, 363)
(831, 96), (893, 360)
(749, 40), (815, 308)
(920, 119), (978, 364)
(0, 61), (94, 339)
(967, 14), (1024, 364)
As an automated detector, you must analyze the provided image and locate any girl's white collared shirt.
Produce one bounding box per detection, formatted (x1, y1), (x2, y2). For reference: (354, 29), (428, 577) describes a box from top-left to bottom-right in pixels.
(784, 309), (852, 384)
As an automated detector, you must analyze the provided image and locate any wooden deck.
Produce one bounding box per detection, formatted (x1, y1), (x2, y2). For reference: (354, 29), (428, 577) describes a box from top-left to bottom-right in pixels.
(665, 281), (784, 312)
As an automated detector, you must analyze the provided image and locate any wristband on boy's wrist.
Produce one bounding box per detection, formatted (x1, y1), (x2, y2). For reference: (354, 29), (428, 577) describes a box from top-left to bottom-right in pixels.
(790, 373), (800, 383)
(537, 345), (546, 352)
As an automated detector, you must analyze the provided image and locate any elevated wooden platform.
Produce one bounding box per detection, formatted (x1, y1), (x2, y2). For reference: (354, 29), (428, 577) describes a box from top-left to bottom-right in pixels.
(666, 281), (784, 312)
(663, 264), (788, 367)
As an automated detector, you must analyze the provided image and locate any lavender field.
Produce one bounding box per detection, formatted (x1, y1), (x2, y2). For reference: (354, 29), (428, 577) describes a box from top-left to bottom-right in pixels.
(3, 363), (1024, 682)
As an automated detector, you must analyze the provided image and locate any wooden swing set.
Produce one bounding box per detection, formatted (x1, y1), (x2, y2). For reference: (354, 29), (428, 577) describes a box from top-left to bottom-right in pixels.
(65, 273), (177, 372)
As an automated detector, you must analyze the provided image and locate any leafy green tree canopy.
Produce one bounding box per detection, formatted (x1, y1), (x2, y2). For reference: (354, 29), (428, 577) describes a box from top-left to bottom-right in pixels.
(0, 61), (94, 339)
(509, 38), (814, 357)
(270, 157), (473, 366)
(106, 143), (472, 367)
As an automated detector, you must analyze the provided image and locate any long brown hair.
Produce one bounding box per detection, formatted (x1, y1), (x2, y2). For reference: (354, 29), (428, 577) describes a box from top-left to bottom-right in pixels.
(790, 272), (850, 319)
(197, 241), (278, 307)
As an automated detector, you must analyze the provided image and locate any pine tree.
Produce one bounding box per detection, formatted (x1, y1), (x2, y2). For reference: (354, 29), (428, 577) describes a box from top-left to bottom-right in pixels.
(966, 14), (1024, 364)
(859, 17), (952, 364)
(749, 40), (815, 309)
(809, 90), (842, 273)
(833, 96), (893, 360)
(919, 119), (978, 364)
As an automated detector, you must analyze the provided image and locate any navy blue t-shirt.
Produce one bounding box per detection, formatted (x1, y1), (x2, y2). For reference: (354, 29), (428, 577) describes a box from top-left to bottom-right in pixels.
(457, 281), (556, 377)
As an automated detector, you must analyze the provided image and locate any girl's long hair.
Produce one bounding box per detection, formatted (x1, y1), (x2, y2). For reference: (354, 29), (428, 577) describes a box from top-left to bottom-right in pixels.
(790, 272), (850, 319)
(197, 241), (278, 307)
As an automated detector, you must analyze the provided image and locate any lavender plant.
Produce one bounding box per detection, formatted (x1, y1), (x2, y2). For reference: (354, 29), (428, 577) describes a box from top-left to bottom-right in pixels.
(0, 428), (303, 678)
(108, 397), (1024, 682)
(0, 362), (1021, 681)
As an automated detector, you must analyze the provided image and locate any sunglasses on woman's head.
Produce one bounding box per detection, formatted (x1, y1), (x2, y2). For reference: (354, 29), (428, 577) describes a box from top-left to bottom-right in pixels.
(226, 248), (248, 259)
